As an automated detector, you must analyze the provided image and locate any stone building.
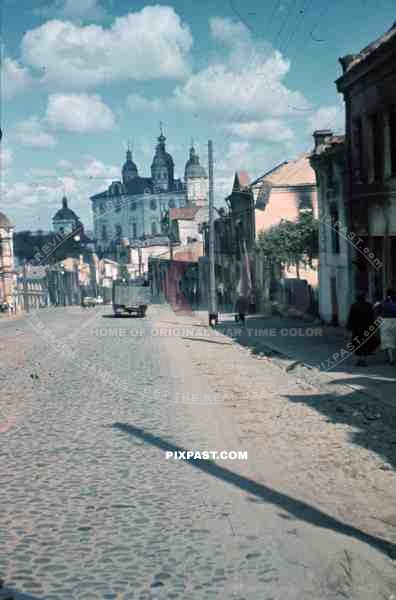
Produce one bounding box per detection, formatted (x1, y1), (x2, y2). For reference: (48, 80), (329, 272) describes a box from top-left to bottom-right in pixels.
(250, 155), (319, 287)
(90, 132), (208, 256)
(0, 211), (16, 305)
(310, 131), (351, 324)
(53, 196), (84, 236)
(336, 22), (396, 300)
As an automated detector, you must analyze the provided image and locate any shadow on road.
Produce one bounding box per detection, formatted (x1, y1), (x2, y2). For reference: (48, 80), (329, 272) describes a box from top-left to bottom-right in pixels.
(112, 422), (396, 559)
(0, 585), (43, 599)
(284, 383), (396, 471)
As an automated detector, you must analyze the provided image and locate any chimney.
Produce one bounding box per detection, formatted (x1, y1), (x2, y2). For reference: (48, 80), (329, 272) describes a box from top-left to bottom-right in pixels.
(313, 129), (333, 152)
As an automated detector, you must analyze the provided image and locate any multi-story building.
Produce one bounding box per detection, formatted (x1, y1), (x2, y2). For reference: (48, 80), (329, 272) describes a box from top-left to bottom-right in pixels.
(336, 22), (396, 300)
(90, 132), (208, 256)
(250, 154), (319, 287)
(0, 211), (16, 306)
(310, 130), (351, 324)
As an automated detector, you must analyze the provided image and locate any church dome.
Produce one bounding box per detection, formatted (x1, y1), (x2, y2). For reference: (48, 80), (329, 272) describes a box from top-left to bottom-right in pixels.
(122, 148), (138, 183)
(53, 197), (79, 222)
(185, 145), (207, 179)
(151, 130), (174, 178)
(0, 211), (12, 228)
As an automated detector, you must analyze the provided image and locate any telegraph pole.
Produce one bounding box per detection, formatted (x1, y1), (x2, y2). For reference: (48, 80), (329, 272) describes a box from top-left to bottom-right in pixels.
(23, 260), (29, 313)
(208, 140), (217, 327)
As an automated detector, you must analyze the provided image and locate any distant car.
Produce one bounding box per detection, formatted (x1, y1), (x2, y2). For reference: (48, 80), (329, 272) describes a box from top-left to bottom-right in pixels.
(82, 296), (97, 308)
(96, 296), (104, 305)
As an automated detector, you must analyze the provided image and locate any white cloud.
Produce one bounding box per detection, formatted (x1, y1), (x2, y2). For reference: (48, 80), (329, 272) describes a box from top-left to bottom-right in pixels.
(21, 6), (192, 88)
(126, 94), (163, 113)
(46, 93), (115, 132)
(307, 104), (345, 134)
(15, 117), (57, 148)
(74, 156), (119, 180)
(35, 0), (108, 22)
(170, 17), (309, 120)
(224, 119), (294, 142)
(0, 146), (13, 170)
(1, 155), (121, 229)
(210, 16), (249, 43)
(1, 56), (33, 100)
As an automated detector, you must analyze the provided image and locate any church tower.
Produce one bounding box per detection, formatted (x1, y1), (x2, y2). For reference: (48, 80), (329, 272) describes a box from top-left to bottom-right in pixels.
(184, 143), (208, 206)
(151, 125), (174, 191)
(122, 145), (138, 184)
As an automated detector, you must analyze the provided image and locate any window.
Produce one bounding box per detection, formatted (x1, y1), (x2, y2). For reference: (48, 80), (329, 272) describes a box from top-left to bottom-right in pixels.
(130, 200), (137, 210)
(115, 206), (121, 213)
(102, 224), (107, 242)
(390, 106), (396, 175)
(150, 199), (157, 210)
(352, 118), (364, 182)
(132, 223), (137, 238)
(169, 199), (175, 208)
(369, 112), (383, 182)
(115, 224), (122, 240)
(151, 221), (158, 235)
(330, 203), (340, 254)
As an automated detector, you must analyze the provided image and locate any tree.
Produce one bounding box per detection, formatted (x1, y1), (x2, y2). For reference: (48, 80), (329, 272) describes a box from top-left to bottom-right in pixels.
(256, 211), (318, 277)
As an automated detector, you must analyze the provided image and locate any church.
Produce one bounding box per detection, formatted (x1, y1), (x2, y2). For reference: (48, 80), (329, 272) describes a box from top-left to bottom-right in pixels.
(90, 129), (208, 255)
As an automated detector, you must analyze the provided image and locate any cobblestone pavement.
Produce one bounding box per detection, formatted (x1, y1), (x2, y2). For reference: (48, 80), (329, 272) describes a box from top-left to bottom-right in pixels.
(1, 305), (395, 599)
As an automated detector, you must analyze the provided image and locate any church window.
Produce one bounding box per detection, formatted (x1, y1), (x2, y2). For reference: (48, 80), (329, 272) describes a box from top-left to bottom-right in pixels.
(115, 224), (122, 240)
(102, 224), (108, 242)
(132, 223), (137, 238)
(151, 221), (158, 235)
(150, 199), (157, 210)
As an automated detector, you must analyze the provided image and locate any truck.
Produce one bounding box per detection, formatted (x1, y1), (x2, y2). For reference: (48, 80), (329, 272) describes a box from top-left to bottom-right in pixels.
(112, 279), (151, 317)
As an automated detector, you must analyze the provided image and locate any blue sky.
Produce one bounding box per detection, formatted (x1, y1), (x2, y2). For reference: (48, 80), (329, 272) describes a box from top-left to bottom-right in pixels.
(1, 0), (395, 230)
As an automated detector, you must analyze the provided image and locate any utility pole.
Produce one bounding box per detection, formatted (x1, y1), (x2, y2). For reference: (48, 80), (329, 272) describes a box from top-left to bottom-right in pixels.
(23, 260), (29, 313)
(208, 140), (217, 327)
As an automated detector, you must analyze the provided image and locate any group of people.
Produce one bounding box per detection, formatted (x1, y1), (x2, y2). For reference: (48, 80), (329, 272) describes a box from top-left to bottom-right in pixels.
(347, 288), (396, 366)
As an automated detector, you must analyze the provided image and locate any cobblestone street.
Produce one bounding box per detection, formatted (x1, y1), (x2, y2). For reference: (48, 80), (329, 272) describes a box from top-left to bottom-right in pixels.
(1, 306), (396, 599)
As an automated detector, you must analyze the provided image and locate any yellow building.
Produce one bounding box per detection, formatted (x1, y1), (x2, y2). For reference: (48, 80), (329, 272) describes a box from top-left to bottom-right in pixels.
(0, 211), (16, 306)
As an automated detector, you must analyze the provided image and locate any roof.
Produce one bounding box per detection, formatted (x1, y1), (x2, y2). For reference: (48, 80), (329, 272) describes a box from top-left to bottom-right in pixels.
(90, 177), (183, 201)
(340, 22), (396, 74)
(53, 197), (81, 222)
(0, 211), (12, 228)
(311, 133), (345, 159)
(233, 171), (250, 190)
(169, 206), (200, 221)
(158, 241), (204, 262)
(252, 154), (316, 188)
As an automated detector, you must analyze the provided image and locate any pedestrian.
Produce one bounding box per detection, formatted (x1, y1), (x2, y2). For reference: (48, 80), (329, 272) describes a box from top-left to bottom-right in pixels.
(377, 288), (396, 365)
(346, 292), (377, 366)
(235, 294), (249, 323)
(217, 282), (224, 312)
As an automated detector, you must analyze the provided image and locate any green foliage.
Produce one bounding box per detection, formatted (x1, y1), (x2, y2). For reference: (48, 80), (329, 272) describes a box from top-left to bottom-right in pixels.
(256, 211), (318, 275)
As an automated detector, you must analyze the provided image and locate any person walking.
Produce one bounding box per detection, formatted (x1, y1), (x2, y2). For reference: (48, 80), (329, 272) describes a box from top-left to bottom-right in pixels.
(235, 294), (249, 323)
(377, 289), (396, 365)
(346, 292), (376, 366)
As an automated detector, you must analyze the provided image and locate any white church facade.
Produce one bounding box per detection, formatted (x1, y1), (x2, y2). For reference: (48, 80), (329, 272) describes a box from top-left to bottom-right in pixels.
(90, 131), (208, 255)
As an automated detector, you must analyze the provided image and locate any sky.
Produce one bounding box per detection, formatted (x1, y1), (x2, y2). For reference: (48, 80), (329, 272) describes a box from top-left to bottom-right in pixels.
(0, 0), (395, 231)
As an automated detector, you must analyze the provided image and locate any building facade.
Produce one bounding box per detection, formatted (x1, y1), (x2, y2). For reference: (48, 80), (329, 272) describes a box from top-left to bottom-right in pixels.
(310, 131), (352, 325)
(0, 211), (16, 306)
(53, 196), (83, 236)
(250, 154), (319, 287)
(90, 133), (208, 256)
(336, 22), (396, 300)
